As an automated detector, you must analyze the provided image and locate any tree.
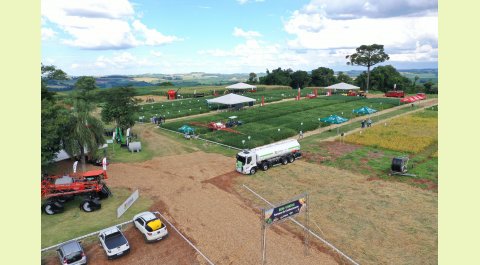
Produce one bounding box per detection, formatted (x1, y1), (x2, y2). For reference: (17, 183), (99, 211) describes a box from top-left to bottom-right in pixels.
(354, 65), (410, 92)
(41, 64), (69, 170)
(336, 72), (353, 84)
(248, 72), (257, 84)
(310, 67), (336, 86)
(101, 87), (140, 130)
(74, 76), (97, 102)
(260, 68), (292, 86)
(346, 44), (390, 92)
(290, 70), (310, 89)
(62, 77), (105, 172)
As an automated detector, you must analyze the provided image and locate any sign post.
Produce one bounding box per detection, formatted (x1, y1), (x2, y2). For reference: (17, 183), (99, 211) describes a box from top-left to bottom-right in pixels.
(261, 193), (309, 264)
(117, 190), (139, 218)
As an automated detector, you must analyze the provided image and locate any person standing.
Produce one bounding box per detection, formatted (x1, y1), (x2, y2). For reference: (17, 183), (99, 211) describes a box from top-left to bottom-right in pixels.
(367, 118), (372, 127)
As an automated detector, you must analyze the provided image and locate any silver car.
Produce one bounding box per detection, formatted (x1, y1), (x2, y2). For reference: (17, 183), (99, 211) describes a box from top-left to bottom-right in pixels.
(56, 241), (87, 265)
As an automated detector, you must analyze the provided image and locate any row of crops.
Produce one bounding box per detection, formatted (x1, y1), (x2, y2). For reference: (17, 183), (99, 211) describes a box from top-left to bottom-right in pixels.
(162, 96), (401, 148)
(136, 88), (317, 119)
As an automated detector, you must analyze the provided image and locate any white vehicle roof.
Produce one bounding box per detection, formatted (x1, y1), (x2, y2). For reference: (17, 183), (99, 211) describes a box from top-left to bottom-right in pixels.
(134, 211), (157, 222)
(99, 226), (121, 236)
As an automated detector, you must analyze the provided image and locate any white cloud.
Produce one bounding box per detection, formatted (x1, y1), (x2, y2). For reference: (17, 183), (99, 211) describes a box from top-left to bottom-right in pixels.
(302, 0), (437, 19)
(237, 0), (265, 5)
(284, 0), (438, 63)
(132, 20), (181, 46)
(150, 50), (163, 57)
(94, 52), (157, 68)
(41, 27), (57, 40)
(233, 27), (262, 39)
(41, 0), (180, 50)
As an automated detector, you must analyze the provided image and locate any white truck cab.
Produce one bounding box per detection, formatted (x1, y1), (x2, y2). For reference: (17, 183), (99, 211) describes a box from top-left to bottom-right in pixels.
(236, 150), (257, 175)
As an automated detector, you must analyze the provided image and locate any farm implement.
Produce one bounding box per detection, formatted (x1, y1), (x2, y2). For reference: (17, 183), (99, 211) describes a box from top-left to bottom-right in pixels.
(189, 121), (243, 134)
(41, 169), (112, 215)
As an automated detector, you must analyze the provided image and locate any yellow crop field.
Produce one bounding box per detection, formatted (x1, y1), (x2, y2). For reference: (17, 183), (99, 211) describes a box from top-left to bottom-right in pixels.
(344, 111), (438, 153)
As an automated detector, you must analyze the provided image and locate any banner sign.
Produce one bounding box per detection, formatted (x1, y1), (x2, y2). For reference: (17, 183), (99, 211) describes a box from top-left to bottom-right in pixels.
(117, 190), (139, 218)
(264, 196), (306, 225)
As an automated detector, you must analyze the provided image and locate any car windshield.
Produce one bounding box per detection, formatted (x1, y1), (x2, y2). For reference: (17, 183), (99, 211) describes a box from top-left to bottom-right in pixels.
(236, 155), (246, 164)
(65, 251), (82, 263)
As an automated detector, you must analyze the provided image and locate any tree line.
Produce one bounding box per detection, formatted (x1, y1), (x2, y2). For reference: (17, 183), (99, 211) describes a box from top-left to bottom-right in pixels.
(248, 44), (437, 94)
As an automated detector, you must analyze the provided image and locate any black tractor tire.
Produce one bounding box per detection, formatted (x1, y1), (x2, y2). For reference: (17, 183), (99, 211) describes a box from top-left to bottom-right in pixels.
(43, 201), (64, 215)
(250, 167), (257, 175)
(98, 186), (110, 199)
(80, 199), (101, 213)
(57, 196), (74, 203)
(261, 163), (269, 171)
(288, 156), (295, 163)
(281, 158), (288, 165)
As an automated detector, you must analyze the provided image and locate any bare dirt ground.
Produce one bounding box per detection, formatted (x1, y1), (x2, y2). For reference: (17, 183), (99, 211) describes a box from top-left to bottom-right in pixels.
(233, 161), (438, 265)
(101, 152), (338, 265)
(136, 95), (168, 104)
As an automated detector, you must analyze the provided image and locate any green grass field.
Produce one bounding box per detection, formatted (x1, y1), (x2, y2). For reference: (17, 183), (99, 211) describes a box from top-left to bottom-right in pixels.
(41, 187), (153, 248)
(162, 96), (400, 148)
(303, 109), (438, 190)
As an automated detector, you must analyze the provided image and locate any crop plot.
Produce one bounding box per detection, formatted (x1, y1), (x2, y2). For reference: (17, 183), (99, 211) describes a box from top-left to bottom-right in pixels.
(163, 96), (400, 148)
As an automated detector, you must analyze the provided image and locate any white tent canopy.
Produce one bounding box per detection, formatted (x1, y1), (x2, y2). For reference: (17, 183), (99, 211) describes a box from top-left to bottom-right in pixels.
(225, 82), (257, 90)
(326, 82), (360, 90)
(207, 93), (256, 105)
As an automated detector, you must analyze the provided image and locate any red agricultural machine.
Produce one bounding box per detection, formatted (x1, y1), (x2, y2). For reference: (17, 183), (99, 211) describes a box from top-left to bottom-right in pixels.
(41, 169), (112, 215)
(385, 90), (405, 98)
(347, 90), (367, 98)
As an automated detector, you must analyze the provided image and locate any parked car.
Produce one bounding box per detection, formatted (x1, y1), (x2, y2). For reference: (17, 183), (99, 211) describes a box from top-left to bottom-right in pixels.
(56, 241), (87, 265)
(98, 226), (130, 259)
(133, 211), (169, 242)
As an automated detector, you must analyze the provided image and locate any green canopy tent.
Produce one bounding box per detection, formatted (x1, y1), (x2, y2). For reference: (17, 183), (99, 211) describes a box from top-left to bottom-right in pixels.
(319, 115), (349, 136)
(353, 106), (377, 115)
(319, 115), (349, 124)
(178, 125), (195, 135)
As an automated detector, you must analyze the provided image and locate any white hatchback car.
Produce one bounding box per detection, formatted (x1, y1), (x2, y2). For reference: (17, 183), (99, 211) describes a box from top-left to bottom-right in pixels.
(133, 211), (169, 242)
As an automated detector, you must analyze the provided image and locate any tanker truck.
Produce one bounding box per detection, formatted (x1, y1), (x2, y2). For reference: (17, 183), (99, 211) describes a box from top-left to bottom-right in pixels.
(236, 139), (302, 175)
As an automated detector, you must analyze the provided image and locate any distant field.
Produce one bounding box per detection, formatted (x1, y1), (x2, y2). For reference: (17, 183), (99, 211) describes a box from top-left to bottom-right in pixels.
(135, 88), (316, 120)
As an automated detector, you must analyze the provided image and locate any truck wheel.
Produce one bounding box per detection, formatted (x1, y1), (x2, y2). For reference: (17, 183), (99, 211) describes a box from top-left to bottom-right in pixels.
(281, 158), (288, 165)
(250, 168), (256, 175)
(288, 156), (295, 163)
(261, 163), (269, 171)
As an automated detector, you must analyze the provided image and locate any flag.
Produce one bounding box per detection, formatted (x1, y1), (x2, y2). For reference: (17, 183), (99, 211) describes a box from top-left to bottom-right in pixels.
(394, 83), (397, 89)
(73, 161), (78, 173)
(126, 128), (131, 137)
(112, 131), (116, 140)
(102, 157), (107, 170)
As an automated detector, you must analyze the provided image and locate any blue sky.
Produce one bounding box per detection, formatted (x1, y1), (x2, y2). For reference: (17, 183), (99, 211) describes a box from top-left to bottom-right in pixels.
(41, 0), (438, 76)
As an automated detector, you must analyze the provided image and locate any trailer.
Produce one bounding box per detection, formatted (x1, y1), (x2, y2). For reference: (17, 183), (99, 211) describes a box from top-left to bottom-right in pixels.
(236, 139), (301, 175)
(41, 169), (112, 215)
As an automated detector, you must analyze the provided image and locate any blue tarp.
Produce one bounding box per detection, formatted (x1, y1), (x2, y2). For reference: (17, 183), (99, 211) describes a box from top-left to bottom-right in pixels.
(178, 125), (195, 134)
